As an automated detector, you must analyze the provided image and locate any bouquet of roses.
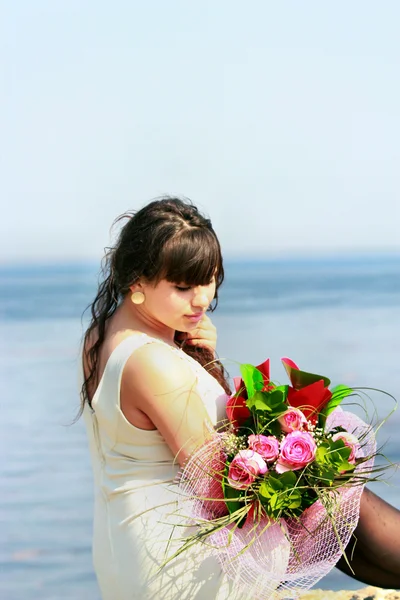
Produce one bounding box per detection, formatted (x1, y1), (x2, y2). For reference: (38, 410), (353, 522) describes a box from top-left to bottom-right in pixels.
(173, 358), (391, 599)
(224, 358), (368, 521)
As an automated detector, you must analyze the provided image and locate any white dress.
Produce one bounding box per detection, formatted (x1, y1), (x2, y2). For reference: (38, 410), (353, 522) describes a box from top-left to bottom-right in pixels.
(81, 333), (246, 600)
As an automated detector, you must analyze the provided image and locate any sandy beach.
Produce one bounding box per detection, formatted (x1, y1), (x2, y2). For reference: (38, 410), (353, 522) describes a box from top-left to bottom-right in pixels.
(301, 587), (400, 600)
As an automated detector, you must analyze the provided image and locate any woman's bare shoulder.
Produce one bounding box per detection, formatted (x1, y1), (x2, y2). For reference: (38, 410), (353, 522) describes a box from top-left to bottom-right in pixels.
(123, 340), (196, 395)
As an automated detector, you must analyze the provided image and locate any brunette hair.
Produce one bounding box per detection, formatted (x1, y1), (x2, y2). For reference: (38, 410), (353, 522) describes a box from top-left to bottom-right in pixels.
(80, 196), (230, 413)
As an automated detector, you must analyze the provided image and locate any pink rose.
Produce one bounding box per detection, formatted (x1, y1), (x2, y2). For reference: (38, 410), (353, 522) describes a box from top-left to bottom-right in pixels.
(248, 434), (280, 462)
(278, 408), (308, 433)
(276, 431), (317, 473)
(332, 432), (360, 464)
(227, 449), (268, 490)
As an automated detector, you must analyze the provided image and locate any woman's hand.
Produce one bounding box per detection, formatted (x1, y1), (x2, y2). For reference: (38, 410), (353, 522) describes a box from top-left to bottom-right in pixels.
(121, 342), (214, 466)
(175, 314), (217, 353)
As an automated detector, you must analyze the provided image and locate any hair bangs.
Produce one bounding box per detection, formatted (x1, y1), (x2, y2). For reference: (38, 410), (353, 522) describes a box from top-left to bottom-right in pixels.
(157, 228), (223, 288)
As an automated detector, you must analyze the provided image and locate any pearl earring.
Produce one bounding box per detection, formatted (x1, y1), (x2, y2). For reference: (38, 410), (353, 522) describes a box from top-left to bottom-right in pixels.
(131, 291), (145, 305)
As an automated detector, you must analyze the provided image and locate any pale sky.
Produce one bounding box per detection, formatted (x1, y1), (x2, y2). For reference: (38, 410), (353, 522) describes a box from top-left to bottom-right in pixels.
(1, 1), (400, 262)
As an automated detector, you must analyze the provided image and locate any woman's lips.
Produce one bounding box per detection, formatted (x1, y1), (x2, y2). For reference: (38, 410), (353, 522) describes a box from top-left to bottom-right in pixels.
(184, 313), (204, 323)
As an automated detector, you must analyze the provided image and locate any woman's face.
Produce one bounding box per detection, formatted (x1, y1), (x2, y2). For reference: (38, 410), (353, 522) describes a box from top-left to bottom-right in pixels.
(139, 278), (216, 333)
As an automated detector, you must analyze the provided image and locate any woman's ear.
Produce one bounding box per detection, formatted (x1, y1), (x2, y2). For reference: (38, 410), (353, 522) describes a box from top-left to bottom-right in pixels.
(129, 283), (141, 294)
(129, 281), (146, 305)
(129, 278), (147, 293)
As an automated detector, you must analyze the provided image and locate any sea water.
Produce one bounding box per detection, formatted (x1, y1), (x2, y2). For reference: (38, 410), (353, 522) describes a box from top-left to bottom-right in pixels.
(1, 256), (399, 599)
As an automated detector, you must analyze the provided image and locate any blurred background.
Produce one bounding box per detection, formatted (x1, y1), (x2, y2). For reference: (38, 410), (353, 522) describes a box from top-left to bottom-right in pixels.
(1, 2), (399, 599)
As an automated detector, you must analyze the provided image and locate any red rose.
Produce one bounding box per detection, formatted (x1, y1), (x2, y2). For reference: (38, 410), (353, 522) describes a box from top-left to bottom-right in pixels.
(287, 381), (332, 424)
(282, 358), (332, 424)
(226, 395), (250, 428)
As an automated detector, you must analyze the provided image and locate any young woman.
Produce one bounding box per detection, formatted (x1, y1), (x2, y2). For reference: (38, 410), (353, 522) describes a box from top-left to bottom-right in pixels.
(80, 196), (400, 599)
(80, 197), (241, 600)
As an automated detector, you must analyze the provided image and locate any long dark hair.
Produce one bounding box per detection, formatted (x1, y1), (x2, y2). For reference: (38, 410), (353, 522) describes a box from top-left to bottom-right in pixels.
(80, 196), (231, 414)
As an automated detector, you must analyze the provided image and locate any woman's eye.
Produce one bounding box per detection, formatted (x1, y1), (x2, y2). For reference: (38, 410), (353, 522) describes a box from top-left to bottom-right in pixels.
(175, 285), (191, 292)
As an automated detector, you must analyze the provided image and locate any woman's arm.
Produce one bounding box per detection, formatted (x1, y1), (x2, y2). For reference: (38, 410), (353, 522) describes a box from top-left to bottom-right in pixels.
(336, 487), (400, 588)
(121, 342), (214, 466)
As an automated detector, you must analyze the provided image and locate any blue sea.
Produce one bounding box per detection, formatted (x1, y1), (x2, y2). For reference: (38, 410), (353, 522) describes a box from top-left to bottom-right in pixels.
(1, 255), (399, 600)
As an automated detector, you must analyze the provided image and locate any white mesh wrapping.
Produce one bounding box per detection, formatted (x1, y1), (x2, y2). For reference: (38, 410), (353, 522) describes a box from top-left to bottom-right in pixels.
(177, 410), (376, 599)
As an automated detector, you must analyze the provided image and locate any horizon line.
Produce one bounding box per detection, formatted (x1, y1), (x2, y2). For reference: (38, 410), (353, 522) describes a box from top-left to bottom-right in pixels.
(1, 248), (400, 268)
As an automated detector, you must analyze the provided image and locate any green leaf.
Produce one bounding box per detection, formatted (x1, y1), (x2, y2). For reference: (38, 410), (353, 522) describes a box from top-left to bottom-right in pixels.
(269, 403), (290, 419)
(329, 450), (343, 465)
(316, 439), (352, 471)
(330, 439), (346, 451)
(273, 385), (289, 401)
(300, 489), (318, 509)
(221, 481), (244, 516)
(259, 472), (298, 499)
(282, 362), (331, 390)
(264, 420), (282, 438)
(259, 475), (303, 518)
(247, 390), (287, 416)
(336, 460), (355, 473)
(259, 477), (282, 497)
(247, 391), (272, 413)
(322, 384), (353, 419)
(313, 466), (336, 484)
(268, 388), (288, 408)
(316, 443), (330, 464)
(287, 491), (302, 509)
(278, 471), (297, 487)
(240, 364), (265, 398)
(331, 442), (351, 460)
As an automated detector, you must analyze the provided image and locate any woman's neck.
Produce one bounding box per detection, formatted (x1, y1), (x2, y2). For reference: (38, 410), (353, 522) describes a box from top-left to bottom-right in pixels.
(112, 298), (176, 345)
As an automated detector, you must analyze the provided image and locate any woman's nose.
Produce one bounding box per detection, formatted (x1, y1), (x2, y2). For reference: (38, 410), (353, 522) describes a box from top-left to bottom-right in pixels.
(192, 287), (209, 309)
